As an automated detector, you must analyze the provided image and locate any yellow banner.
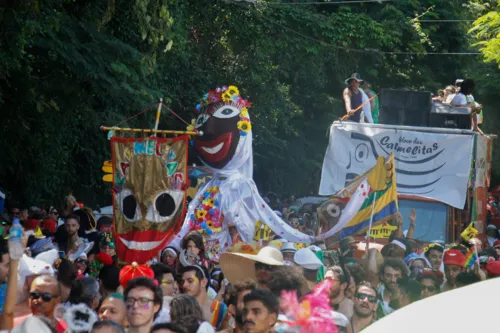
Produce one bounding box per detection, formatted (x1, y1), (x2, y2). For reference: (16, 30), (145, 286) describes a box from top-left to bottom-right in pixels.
(367, 222), (398, 239)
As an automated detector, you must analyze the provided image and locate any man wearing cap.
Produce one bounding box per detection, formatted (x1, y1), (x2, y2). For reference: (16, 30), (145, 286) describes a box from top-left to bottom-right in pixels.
(441, 249), (465, 292)
(220, 246), (284, 289)
(339, 237), (357, 263)
(342, 73), (373, 123)
(293, 248), (324, 291)
(486, 224), (499, 247)
(280, 242), (296, 263)
(493, 240), (500, 257)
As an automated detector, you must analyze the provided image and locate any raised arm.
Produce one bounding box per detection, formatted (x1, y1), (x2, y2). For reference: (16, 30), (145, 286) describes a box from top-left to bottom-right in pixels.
(343, 88), (352, 114)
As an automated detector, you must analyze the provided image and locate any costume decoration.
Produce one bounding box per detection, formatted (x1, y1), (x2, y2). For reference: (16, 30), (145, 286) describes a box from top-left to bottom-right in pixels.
(277, 279), (338, 333)
(171, 86), (313, 259)
(111, 136), (188, 263)
(119, 261), (155, 288)
(63, 303), (98, 333)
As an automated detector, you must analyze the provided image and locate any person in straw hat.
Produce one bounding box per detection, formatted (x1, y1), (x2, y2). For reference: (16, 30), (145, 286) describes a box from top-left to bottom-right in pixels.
(342, 73), (373, 123)
(219, 246), (284, 289)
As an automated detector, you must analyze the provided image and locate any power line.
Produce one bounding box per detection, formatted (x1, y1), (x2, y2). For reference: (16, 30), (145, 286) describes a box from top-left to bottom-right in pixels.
(257, 0), (393, 5)
(417, 19), (476, 23)
(261, 15), (481, 55)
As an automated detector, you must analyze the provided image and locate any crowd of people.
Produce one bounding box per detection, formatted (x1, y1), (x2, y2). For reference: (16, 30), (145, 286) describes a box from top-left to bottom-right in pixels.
(1, 196), (500, 333)
(432, 78), (484, 133)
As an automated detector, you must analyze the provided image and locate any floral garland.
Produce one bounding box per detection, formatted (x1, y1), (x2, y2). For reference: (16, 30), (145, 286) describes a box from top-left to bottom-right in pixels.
(189, 186), (223, 235)
(191, 85), (252, 136)
(423, 243), (444, 254)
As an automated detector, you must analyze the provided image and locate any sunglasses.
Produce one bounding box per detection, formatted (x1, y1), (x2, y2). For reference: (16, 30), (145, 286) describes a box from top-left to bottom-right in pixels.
(75, 258), (88, 264)
(422, 285), (436, 293)
(356, 292), (377, 303)
(29, 292), (57, 302)
(255, 262), (272, 271)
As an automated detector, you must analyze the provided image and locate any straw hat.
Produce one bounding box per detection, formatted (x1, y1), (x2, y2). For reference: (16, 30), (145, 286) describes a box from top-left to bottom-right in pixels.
(219, 246), (284, 283)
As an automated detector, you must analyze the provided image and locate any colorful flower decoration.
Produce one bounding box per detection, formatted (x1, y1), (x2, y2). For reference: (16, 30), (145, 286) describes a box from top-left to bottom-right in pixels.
(237, 119), (252, 136)
(193, 85), (253, 136)
(189, 186), (223, 235)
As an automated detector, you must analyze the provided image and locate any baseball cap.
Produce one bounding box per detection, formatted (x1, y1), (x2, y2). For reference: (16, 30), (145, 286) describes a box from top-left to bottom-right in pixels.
(443, 249), (465, 267)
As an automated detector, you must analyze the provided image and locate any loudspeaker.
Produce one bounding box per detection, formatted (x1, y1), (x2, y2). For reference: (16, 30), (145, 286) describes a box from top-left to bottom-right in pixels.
(379, 89), (431, 127)
(429, 103), (471, 129)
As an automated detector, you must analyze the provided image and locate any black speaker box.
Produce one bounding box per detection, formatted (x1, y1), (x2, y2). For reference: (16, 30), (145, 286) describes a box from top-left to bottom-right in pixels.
(379, 89), (431, 127)
(429, 103), (471, 129)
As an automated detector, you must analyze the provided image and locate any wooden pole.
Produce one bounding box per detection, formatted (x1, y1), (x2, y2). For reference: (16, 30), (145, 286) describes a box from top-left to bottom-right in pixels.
(100, 126), (201, 136)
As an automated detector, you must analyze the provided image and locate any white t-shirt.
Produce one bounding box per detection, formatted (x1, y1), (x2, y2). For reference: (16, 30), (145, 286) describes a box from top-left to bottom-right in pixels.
(451, 93), (467, 106)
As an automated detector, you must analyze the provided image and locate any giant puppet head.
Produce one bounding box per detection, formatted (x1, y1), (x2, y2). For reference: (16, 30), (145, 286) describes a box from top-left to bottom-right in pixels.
(193, 86), (253, 176)
(111, 136), (188, 263)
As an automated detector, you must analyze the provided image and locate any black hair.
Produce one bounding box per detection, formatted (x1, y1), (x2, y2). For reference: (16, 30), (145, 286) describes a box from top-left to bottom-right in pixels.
(181, 232), (205, 253)
(68, 276), (100, 307)
(424, 244), (444, 258)
(124, 277), (163, 317)
(397, 278), (421, 303)
(181, 265), (209, 291)
(345, 263), (366, 285)
(288, 213), (299, 220)
(268, 265), (306, 298)
(92, 320), (125, 333)
(150, 322), (188, 333)
(0, 240), (8, 263)
(456, 272), (480, 287)
(98, 264), (120, 292)
(243, 289), (279, 315)
(56, 258), (78, 288)
(416, 273), (441, 291)
(96, 216), (112, 230)
(151, 263), (176, 284)
(66, 214), (81, 224)
(460, 79), (475, 95)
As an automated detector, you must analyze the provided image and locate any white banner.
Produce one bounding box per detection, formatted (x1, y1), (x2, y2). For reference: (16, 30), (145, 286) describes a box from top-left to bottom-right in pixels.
(319, 123), (474, 209)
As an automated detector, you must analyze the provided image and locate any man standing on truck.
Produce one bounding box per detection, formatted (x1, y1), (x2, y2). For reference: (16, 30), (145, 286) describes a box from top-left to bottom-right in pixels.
(343, 73), (373, 123)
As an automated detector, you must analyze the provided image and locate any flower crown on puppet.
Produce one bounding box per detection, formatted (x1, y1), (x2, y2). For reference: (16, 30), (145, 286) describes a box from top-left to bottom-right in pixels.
(278, 279), (338, 333)
(190, 86), (252, 136)
(119, 262), (155, 288)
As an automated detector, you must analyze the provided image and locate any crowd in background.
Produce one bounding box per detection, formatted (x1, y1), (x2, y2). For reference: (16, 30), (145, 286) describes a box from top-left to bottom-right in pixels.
(1, 194), (500, 333)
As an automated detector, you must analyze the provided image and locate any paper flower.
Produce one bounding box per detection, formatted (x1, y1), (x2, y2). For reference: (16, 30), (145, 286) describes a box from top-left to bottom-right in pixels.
(203, 198), (215, 208)
(238, 119), (252, 135)
(241, 107), (249, 118)
(195, 209), (207, 220)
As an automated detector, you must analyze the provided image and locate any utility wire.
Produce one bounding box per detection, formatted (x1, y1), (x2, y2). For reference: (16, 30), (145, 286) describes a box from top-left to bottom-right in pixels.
(261, 15), (481, 55)
(257, 0), (393, 5)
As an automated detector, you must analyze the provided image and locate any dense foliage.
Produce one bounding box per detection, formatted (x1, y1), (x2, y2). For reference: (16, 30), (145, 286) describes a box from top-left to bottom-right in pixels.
(0, 0), (498, 207)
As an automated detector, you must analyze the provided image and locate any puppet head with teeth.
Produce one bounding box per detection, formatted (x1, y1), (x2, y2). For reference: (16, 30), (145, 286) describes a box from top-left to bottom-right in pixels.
(193, 86), (253, 177)
(112, 137), (187, 263)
